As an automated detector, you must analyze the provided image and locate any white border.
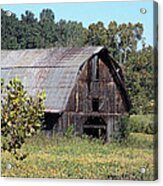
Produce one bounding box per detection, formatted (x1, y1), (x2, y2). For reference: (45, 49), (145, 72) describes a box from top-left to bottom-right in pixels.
(0, 0), (162, 186)
(0, 0), (155, 5)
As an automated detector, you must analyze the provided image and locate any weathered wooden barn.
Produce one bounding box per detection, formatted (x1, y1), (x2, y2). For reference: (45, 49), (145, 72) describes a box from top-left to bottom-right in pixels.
(1, 47), (131, 141)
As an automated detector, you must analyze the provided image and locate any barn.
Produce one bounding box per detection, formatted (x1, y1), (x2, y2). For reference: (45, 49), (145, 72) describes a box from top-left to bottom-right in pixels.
(1, 47), (131, 142)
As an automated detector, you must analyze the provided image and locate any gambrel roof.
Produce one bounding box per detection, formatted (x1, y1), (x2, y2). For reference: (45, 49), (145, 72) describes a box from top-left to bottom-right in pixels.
(1, 47), (131, 112)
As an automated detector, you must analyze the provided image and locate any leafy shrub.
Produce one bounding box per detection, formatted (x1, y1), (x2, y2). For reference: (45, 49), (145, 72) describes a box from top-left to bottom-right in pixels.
(64, 125), (74, 138)
(1, 78), (46, 158)
(113, 115), (129, 142)
(127, 115), (157, 134)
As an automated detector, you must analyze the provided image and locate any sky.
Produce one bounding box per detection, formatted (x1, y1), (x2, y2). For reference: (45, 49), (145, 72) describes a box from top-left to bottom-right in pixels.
(1, 0), (156, 47)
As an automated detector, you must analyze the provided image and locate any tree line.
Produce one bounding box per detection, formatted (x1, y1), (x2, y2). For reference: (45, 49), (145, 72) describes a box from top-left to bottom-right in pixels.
(1, 8), (156, 115)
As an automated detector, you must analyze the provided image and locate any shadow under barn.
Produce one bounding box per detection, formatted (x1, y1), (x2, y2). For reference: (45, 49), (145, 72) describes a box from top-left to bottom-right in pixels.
(43, 112), (60, 137)
(83, 117), (107, 140)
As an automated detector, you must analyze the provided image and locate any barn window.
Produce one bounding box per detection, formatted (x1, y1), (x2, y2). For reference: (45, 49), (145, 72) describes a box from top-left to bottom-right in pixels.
(92, 98), (99, 112)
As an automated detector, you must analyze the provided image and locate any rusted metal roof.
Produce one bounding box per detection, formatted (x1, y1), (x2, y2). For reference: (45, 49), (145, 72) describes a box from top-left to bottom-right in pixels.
(1, 47), (102, 68)
(1, 47), (103, 112)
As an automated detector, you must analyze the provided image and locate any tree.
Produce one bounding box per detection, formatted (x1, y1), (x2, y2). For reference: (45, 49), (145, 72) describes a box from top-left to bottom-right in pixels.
(107, 22), (144, 63)
(125, 46), (154, 114)
(21, 10), (37, 24)
(55, 20), (86, 47)
(117, 23), (143, 63)
(55, 19), (70, 47)
(1, 9), (19, 49)
(1, 78), (46, 159)
(86, 21), (108, 46)
(19, 10), (41, 49)
(39, 9), (57, 48)
(107, 21), (119, 58)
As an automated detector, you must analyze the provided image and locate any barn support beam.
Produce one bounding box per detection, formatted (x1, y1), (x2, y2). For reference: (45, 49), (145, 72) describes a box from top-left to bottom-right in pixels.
(106, 116), (114, 143)
(64, 111), (122, 116)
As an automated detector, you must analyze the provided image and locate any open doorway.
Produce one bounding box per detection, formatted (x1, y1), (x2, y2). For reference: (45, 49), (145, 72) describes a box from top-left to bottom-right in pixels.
(83, 117), (107, 140)
(43, 112), (60, 130)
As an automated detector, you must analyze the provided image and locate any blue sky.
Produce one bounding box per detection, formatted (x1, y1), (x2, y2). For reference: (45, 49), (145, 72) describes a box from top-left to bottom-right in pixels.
(2, 1), (155, 47)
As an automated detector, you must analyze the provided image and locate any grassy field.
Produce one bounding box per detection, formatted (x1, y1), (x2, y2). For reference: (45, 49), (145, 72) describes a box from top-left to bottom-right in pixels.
(1, 132), (156, 180)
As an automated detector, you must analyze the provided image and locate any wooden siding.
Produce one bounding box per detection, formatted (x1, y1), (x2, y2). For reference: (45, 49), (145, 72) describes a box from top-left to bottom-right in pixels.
(66, 57), (126, 114)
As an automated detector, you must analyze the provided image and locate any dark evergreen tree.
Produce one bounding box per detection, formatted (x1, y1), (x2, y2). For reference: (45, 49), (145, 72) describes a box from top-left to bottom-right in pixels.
(55, 20), (86, 47)
(39, 9), (57, 48)
(20, 10), (41, 49)
(1, 9), (19, 49)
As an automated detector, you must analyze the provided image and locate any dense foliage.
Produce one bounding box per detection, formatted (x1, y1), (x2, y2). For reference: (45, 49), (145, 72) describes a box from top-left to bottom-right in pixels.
(125, 46), (156, 114)
(1, 132), (156, 180)
(1, 78), (46, 157)
(127, 115), (157, 134)
(1, 8), (157, 114)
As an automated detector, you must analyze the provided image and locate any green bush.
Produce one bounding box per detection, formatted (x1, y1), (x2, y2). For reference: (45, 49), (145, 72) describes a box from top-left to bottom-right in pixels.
(127, 115), (157, 134)
(64, 125), (75, 138)
(1, 78), (46, 158)
(113, 116), (129, 142)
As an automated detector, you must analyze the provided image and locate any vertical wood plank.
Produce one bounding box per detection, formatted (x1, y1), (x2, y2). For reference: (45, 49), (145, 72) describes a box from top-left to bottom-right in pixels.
(107, 116), (114, 142)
